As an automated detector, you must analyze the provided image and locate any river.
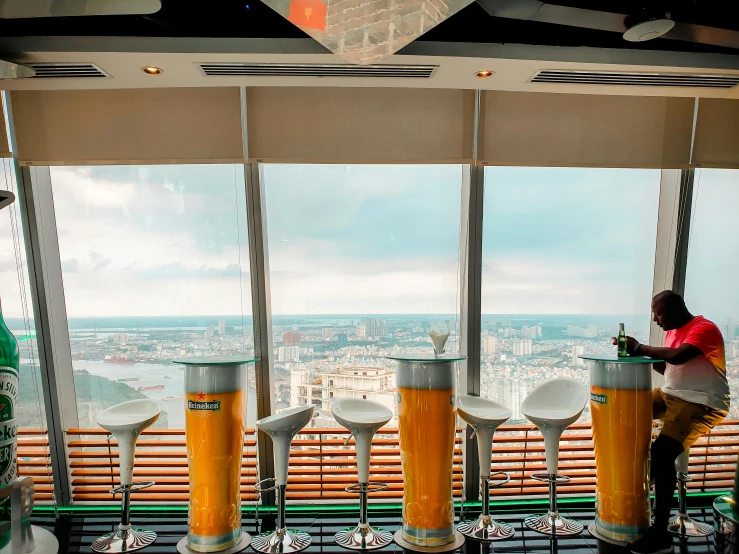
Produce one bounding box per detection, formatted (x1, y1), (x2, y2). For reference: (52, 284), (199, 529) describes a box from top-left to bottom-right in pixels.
(72, 360), (259, 428)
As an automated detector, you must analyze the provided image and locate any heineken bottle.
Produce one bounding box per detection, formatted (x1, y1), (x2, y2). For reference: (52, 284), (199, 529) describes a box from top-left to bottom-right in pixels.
(0, 298), (19, 489)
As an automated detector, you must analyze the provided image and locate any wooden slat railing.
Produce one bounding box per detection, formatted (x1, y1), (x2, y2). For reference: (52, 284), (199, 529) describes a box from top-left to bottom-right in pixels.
(65, 420), (739, 504)
(17, 428), (54, 503)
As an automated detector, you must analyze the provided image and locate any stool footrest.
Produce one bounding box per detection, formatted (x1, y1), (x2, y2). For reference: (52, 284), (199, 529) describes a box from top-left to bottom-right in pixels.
(530, 473), (570, 484)
(254, 478), (278, 494)
(344, 482), (389, 494)
(485, 472), (510, 488)
(109, 481), (155, 495)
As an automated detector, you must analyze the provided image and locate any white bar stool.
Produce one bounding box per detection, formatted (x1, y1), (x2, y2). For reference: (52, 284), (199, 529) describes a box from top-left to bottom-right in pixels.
(456, 396), (514, 541)
(667, 450), (713, 537)
(92, 399), (163, 553)
(521, 378), (587, 536)
(331, 398), (394, 550)
(253, 406), (315, 554)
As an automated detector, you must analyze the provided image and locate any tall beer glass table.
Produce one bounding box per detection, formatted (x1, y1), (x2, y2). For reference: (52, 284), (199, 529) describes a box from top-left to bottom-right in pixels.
(387, 354), (466, 552)
(579, 355), (660, 545)
(173, 356), (256, 554)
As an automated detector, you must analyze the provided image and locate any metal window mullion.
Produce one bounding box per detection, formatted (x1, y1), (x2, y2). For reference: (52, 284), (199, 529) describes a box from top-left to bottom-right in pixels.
(459, 90), (484, 502)
(13, 165), (78, 508)
(241, 88), (276, 506)
(672, 169), (695, 297)
(3, 91), (78, 507)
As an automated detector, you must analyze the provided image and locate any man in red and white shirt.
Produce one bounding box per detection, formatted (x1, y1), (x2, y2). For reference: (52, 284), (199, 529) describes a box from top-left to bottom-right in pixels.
(617, 291), (729, 554)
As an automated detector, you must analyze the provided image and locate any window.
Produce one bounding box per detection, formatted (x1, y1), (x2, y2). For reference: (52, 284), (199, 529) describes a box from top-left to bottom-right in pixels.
(0, 158), (53, 502)
(480, 167), (661, 422)
(685, 169), (739, 421)
(49, 165), (255, 429)
(264, 164), (464, 427)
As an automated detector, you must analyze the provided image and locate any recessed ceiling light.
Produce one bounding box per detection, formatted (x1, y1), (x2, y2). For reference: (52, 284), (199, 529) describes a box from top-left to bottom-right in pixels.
(475, 70), (494, 78)
(142, 66), (163, 75)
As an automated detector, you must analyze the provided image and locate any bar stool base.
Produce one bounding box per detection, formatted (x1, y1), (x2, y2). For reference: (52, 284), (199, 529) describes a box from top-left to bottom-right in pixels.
(335, 525), (393, 550)
(458, 515), (515, 541)
(251, 529), (311, 554)
(525, 513), (582, 537)
(26, 526), (60, 554)
(176, 532), (251, 554)
(92, 528), (157, 553)
(668, 514), (714, 537)
(393, 530), (465, 552)
(587, 524), (630, 546)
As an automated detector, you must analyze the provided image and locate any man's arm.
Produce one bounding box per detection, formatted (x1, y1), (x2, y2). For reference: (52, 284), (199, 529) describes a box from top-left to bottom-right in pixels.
(652, 361), (667, 374)
(635, 341), (702, 366)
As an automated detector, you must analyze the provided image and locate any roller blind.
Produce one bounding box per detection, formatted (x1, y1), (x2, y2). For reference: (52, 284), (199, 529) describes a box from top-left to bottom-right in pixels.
(692, 99), (739, 168)
(11, 88), (244, 165)
(0, 105), (9, 158)
(480, 91), (694, 168)
(247, 87), (475, 163)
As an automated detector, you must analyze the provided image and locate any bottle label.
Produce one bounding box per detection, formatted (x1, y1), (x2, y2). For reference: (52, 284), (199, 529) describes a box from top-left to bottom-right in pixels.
(0, 367), (19, 487)
(0, 367), (18, 423)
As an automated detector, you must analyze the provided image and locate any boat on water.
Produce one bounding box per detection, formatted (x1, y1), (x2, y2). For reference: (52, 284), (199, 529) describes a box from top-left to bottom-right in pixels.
(163, 395), (183, 401)
(117, 377), (139, 382)
(138, 384), (165, 391)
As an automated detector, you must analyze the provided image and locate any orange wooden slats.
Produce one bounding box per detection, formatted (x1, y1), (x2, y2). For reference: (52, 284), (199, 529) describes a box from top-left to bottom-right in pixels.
(65, 420), (739, 504)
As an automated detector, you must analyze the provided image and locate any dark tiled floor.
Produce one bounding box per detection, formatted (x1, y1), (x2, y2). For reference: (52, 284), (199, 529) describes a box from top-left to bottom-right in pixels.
(33, 507), (732, 554)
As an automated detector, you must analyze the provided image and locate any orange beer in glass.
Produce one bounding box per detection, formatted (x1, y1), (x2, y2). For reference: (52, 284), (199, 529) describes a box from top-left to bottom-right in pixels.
(394, 356), (460, 547)
(587, 358), (653, 543)
(175, 357), (250, 553)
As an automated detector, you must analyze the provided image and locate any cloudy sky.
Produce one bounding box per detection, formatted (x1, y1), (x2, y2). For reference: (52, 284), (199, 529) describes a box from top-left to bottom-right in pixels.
(1, 163), (731, 320)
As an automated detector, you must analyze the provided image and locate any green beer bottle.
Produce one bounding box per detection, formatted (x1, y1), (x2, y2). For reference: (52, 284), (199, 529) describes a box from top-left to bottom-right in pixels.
(0, 297), (19, 488)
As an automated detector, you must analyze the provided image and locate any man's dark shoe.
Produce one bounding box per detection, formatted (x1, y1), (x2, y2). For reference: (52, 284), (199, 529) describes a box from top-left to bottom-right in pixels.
(629, 528), (673, 554)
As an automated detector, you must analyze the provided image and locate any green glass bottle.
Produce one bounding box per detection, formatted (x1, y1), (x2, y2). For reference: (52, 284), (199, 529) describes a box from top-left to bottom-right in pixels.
(617, 323), (628, 358)
(0, 297), (19, 488)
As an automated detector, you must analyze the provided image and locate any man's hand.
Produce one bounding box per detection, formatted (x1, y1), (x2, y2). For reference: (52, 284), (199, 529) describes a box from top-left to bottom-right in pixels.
(610, 335), (641, 355)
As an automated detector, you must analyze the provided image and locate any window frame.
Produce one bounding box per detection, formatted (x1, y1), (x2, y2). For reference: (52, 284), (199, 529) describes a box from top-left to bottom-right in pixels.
(4, 84), (697, 507)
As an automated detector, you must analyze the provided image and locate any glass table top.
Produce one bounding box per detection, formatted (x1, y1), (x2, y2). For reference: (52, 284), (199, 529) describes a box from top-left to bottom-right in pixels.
(386, 354), (466, 363)
(714, 495), (739, 524)
(579, 354), (664, 364)
(172, 355), (258, 366)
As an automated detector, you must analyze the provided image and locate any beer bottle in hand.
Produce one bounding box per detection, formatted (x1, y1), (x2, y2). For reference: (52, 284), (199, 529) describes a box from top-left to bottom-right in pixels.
(617, 323), (628, 358)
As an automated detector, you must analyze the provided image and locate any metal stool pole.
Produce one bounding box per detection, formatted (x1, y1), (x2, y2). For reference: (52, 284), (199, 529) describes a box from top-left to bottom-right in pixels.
(524, 473), (583, 536)
(667, 461), (713, 537)
(458, 473), (514, 541)
(335, 482), (393, 550)
(92, 482), (157, 552)
(252, 479), (312, 553)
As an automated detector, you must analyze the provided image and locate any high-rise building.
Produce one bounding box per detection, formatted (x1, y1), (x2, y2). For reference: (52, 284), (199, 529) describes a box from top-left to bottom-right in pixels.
(113, 333), (128, 346)
(482, 336), (497, 355)
(217, 319), (226, 335)
(318, 367), (396, 426)
(283, 331), (302, 346)
(337, 333), (348, 348)
(730, 340), (739, 359)
(204, 326), (215, 338)
(572, 345), (585, 366)
(489, 374), (528, 422)
(356, 324), (366, 338)
(361, 318), (387, 338)
(512, 338), (533, 356)
(290, 369), (322, 409)
(322, 328), (334, 339)
(278, 345), (300, 362)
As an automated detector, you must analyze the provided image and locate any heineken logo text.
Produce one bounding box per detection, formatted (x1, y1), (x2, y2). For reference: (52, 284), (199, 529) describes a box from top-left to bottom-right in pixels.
(590, 393), (607, 405)
(188, 400), (221, 411)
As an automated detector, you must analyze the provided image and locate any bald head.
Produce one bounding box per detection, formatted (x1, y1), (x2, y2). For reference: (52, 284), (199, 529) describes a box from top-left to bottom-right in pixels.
(651, 290), (692, 331)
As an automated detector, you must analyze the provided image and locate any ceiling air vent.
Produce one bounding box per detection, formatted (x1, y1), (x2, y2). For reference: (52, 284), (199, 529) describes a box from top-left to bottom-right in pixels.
(27, 63), (108, 79)
(531, 69), (739, 88)
(198, 63), (437, 79)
